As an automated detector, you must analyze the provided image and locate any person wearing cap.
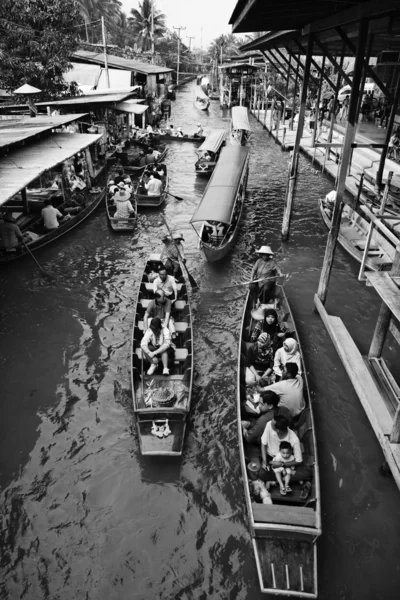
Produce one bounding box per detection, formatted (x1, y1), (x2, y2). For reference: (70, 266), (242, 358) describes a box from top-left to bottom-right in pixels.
(194, 123), (203, 137)
(140, 316), (172, 376)
(250, 245), (282, 304)
(144, 289), (176, 338)
(160, 233), (186, 276)
(0, 213), (24, 251)
(112, 184), (135, 219)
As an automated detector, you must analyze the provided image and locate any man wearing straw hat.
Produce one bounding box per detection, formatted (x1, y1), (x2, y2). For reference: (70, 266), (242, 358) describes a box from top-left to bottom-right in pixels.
(113, 184), (135, 219)
(160, 232), (186, 276)
(250, 245), (282, 304)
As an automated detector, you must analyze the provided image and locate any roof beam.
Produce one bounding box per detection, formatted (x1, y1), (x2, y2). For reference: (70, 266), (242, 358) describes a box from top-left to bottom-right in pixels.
(304, 0), (399, 35)
(262, 50), (289, 81)
(335, 26), (392, 100)
(313, 36), (352, 86)
(295, 40), (337, 90)
(230, 0), (258, 33)
(272, 47), (300, 85)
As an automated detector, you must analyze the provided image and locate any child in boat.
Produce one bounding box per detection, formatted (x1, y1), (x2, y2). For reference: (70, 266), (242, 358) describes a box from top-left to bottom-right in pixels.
(271, 440), (296, 495)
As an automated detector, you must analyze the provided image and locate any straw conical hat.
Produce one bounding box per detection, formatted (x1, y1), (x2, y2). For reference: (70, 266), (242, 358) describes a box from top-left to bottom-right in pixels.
(251, 306), (266, 321)
(14, 84), (42, 94)
(256, 245), (274, 255)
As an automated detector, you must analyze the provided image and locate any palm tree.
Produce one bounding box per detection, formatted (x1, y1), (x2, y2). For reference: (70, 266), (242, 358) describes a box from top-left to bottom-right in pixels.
(128, 0), (166, 53)
(76, 0), (122, 43)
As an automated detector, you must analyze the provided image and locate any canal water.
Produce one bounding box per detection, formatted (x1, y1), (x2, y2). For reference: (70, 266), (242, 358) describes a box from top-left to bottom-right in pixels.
(1, 82), (400, 600)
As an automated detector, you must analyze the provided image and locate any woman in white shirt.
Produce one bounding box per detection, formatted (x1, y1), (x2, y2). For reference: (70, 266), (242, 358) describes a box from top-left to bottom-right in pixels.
(140, 317), (172, 375)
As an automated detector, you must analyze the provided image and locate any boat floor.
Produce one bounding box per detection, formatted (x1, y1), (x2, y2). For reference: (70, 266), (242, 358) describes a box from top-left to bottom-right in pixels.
(254, 536), (316, 597)
(134, 376), (189, 411)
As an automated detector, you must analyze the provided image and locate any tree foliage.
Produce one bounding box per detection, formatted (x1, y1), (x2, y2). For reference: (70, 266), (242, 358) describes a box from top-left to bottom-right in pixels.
(0, 0), (80, 98)
(129, 0), (166, 53)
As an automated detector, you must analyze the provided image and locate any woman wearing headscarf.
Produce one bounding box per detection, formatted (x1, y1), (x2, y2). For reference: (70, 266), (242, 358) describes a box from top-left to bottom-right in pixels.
(246, 332), (274, 385)
(273, 338), (302, 379)
(251, 308), (286, 345)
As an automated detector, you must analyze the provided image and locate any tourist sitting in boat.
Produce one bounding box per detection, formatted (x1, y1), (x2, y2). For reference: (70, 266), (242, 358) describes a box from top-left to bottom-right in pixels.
(143, 148), (156, 166)
(160, 232), (186, 276)
(140, 316), (172, 376)
(257, 362), (305, 418)
(249, 245), (282, 304)
(156, 164), (167, 178)
(114, 169), (127, 186)
(149, 146), (161, 161)
(194, 123), (203, 137)
(322, 190), (336, 218)
(273, 338), (302, 379)
(246, 333), (275, 386)
(113, 185), (135, 219)
(144, 289), (176, 338)
(271, 441), (296, 495)
(41, 199), (69, 231)
(250, 307), (287, 347)
(260, 415), (312, 489)
(152, 266), (178, 301)
(175, 127), (184, 138)
(242, 391), (293, 445)
(145, 173), (163, 196)
(0, 213), (25, 252)
(204, 220), (226, 244)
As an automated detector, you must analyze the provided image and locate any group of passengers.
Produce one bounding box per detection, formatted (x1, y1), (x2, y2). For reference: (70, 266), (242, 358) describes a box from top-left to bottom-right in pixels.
(107, 169), (136, 219)
(242, 244), (312, 499)
(140, 239), (185, 376)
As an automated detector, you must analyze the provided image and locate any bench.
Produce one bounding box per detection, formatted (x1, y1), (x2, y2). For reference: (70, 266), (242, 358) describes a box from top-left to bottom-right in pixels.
(137, 320), (188, 333)
(140, 299), (186, 311)
(144, 282), (183, 293)
(135, 347), (188, 362)
(252, 503), (316, 528)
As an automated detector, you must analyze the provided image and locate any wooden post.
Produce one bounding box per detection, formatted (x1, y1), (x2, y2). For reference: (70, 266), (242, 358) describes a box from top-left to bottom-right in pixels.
(270, 97), (275, 131)
(375, 74), (400, 194)
(289, 50), (300, 131)
(311, 54), (326, 148)
(317, 19), (369, 303)
(369, 247), (400, 359)
(281, 35), (314, 240)
(21, 188), (29, 215)
(323, 43), (345, 171)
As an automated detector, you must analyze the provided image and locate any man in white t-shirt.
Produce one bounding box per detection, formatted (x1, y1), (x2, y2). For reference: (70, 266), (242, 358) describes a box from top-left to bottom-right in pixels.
(153, 267), (178, 301)
(41, 199), (63, 231)
(145, 174), (163, 196)
(258, 363), (305, 417)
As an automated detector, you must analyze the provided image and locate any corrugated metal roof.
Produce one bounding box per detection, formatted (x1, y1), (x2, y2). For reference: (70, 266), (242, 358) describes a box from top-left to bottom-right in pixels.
(190, 146), (250, 224)
(72, 51), (173, 75)
(198, 129), (227, 154)
(231, 107), (251, 132)
(218, 62), (260, 70)
(0, 133), (102, 206)
(44, 92), (136, 107)
(0, 114), (88, 149)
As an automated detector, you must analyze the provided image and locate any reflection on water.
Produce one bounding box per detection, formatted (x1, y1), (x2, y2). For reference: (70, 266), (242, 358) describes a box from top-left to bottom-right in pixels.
(1, 82), (400, 600)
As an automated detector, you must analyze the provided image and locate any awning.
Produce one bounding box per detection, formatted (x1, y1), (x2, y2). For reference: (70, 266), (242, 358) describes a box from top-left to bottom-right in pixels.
(190, 146), (250, 224)
(0, 133), (102, 207)
(198, 129), (227, 154)
(0, 114), (89, 149)
(114, 101), (148, 114)
(231, 106), (251, 131)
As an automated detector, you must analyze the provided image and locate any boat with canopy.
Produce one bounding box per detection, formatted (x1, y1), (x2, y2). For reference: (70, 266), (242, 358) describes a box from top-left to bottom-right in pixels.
(195, 129), (227, 176)
(190, 145), (249, 262)
(131, 254), (194, 456)
(0, 130), (105, 263)
(237, 289), (321, 597)
(230, 106), (251, 146)
(195, 88), (210, 111)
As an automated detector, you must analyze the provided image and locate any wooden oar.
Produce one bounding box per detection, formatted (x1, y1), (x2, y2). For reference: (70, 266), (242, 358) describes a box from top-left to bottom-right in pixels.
(161, 215), (199, 290)
(203, 274), (288, 293)
(22, 240), (53, 279)
(166, 191), (185, 202)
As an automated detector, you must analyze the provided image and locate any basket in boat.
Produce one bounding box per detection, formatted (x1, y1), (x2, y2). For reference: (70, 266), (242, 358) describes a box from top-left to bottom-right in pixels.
(149, 388), (176, 407)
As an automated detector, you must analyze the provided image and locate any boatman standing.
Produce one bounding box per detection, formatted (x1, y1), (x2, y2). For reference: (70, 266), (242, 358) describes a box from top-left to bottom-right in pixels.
(161, 232), (186, 276)
(250, 245), (282, 304)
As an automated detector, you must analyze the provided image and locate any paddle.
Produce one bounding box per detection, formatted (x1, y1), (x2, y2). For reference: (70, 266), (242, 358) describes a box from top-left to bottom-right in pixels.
(22, 240), (54, 279)
(166, 191), (185, 202)
(160, 215), (199, 290)
(203, 274), (288, 293)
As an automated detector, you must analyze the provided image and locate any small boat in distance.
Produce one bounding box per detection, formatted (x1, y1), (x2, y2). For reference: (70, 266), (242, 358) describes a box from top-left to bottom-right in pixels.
(195, 129), (227, 176)
(125, 145), (168, 176)
(106, 171), (137, 232)
(134, 168), (169, 208)
(131, 254), (194, 456)
(237, 289), (321, 597)
(195, 88), (210, 111)
(229, 106), (251, 146)
(319, 197), (395, 271)
(190, 145), (250, 262)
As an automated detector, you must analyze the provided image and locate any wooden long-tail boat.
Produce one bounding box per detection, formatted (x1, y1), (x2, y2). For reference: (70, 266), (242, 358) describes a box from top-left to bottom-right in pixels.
(195, 88), (210, 111)
(229, 106), (251, 146)
(106, 170), (137, 233)
(134, 169), (169, 208)
(125, 145), (168, 176)
(319, 197), (395, 271)
(131, 254), (194, 456)
(195, 129), (227, 176)
(190, 145), (249, 262)
(237, 289), (321, 597)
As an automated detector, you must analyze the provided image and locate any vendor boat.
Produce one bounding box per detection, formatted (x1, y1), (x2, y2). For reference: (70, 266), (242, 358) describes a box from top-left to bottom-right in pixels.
(131, 254), (194, 456)
(195, 129), (227, 176)
(159, 132), (205, 143)
(195, 88), (210, 111)
(319, 198), (395, 271)
(237, 289), (321, 597)
(125, 145), (168, 176)
(0, 132), (105, 263)
(190, 145), (249, 262)
(229, 106), (251, 146)
(134, 168), (169, 208)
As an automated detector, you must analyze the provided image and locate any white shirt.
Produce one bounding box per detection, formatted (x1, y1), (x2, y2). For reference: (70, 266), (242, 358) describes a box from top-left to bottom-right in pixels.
(261, 375), (305, 417)
(140, 326), (171, 353)
(153, 274), (177, 298)
(114, 200), (134, 218)
(145, 177), (163, 196)
(41, 205), (62, 229)
(261, 421), (302, 462)
(326, 190), (336, 204)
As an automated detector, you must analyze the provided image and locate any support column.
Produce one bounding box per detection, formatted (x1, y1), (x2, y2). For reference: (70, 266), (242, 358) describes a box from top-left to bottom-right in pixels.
(289, 50), (300, 131)
(311, 54), (326, 148)
(281, 35), (314, 241)
(317, 19), (369, 304)
(369, 247), (400, 359)
(323, 42), (345, 171)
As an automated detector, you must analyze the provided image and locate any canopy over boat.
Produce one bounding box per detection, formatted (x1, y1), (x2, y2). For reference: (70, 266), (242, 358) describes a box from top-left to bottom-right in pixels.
(190, 146), (249, 225)
(197, 129), (227, 154)
(231, 106), (251, 131)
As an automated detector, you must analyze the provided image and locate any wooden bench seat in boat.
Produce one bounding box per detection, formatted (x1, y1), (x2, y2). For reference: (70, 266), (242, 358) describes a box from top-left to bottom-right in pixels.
(137, 320), (188, 333)
(143, 282), (183, 293)
(135, 347), (189, 362)
(252, 503), (316, 528)
(140, 299), (186, 311)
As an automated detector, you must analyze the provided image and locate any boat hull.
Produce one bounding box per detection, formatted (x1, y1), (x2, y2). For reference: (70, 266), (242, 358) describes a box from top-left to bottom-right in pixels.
(237, 288), (321, 597)
(319, 198), (394, 271)
(135, 176), (169, 208)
